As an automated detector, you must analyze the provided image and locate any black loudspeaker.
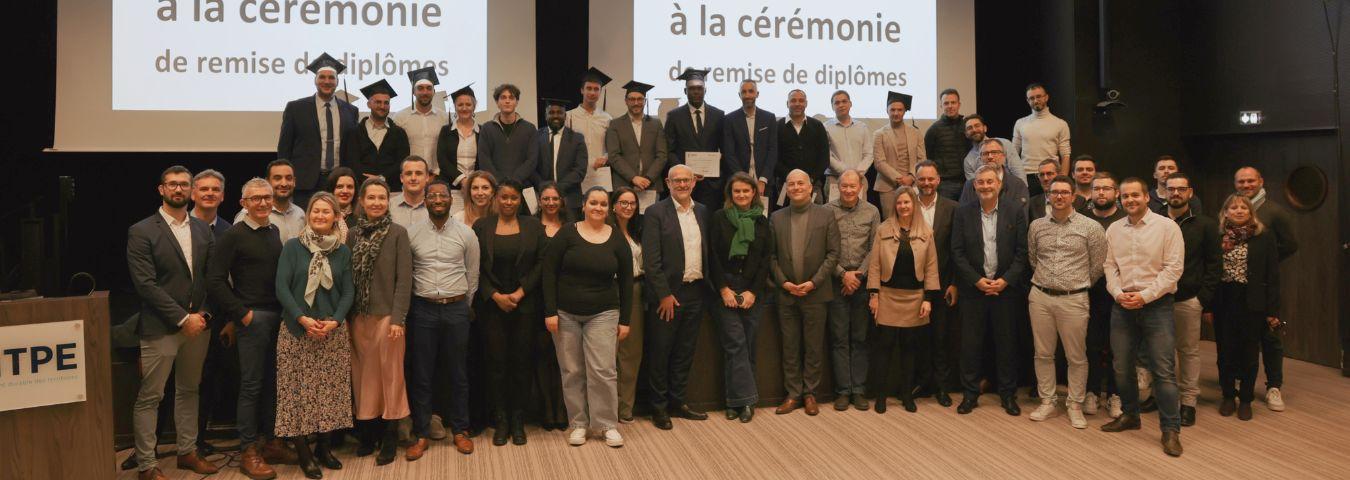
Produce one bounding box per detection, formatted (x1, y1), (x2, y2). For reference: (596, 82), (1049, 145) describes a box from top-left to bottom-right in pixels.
(19, 217), (43, 292)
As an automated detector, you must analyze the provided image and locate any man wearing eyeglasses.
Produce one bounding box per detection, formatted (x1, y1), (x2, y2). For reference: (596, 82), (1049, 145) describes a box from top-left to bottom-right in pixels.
(233, 160), (307, 241)
(958, 138), (1029, 207)
(1081, 172), (1127, 418)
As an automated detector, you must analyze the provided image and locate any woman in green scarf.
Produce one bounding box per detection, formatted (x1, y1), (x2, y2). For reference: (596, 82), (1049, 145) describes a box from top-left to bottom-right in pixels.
(707, 172), (774, 423)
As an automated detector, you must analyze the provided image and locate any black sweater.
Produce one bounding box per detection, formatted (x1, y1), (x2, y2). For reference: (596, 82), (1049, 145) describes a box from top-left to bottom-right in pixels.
(542, 223), (634, 325)
(206, 221), (283, 324)
(923, 114), (969, 179)
(707, 210), (774, 296)
(1173, 210), (1222, 307)
(775, 117), (830, 186)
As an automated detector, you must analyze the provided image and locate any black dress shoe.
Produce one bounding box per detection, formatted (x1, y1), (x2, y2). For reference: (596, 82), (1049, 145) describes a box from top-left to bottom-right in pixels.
(652, 409), (673, 430)
(1180, 405), (1196, 427)
(510, 413), (528, 445)
(1140, 396), (1158, 413)
(739, 406), (755, 423)
(671, 405), (708, 420)
(492, 416), (510, 446)
(1100, 414), (1142, 432)
(903, 399), (918, 413)
(1001, 397), (1021, 416)
(957, 398), (978, 415)
(935, 391), (952, 408)
(874, 397), (888, 413)
(726, 409), (740, 420)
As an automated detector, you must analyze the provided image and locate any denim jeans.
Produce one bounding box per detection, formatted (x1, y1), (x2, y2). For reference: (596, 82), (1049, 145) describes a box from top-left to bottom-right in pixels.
(716, 300), (763, 408)
(407, 299), (471, 436)
(1110, 294), (1180, 432)
(236, 310), (280, 445)
(827, 282), (871, 396)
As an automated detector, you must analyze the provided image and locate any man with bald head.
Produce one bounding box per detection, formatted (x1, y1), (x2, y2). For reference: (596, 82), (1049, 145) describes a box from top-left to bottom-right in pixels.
(770, 169), (840, 416)
(642, 164), (714, 429)
(826, 169), (880, 410)
(1233, 165), (1297, 412)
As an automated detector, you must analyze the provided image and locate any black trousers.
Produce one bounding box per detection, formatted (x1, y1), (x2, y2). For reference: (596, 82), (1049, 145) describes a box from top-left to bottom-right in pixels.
(483, 302), (536, 416)
(916, 297), (958, 392)
(960, 291), (1019, 400)
(1086, 281), (1118, 396)
(1216, 282), (1265, 402)
(644, 282), (707, 411)
(871, 324), (922, 400)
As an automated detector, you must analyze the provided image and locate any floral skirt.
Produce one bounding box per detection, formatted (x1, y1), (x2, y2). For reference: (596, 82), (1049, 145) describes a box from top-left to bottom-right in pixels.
(274, 324), (354, 437)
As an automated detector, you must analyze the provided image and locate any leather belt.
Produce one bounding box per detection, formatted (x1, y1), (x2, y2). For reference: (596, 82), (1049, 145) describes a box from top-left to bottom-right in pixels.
(417, 294), (466, 304)
(1035, 285), (1088, 296)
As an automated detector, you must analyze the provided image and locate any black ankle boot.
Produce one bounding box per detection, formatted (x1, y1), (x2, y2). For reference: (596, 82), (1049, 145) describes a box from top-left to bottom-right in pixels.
(510, 412), (527, 445)
(292, 437), (323, 479)
(356, 420), (378, 457)
(492, 413), (510, 446)
(376, 419), (399, 466)
(314, 432), (343, 470)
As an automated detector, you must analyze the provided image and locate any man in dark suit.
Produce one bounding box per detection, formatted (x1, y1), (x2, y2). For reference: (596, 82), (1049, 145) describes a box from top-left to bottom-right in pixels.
(951, 164), (1029, 417)
(277, 53), (360, 198)
(535, 98), (588, 220)
(128, 166), (218, 480)
(641, 165), (713, 429)
(913, 161), (961, 406)
(722, 80), (778, 202)
(606, 81), (668, 195)
(1233, 166), (1297, 412)
(770, 169), (840, 416)
(665, 68), (725, 207)
(347, 79), (411, 192)
(775, 89), (830, 206)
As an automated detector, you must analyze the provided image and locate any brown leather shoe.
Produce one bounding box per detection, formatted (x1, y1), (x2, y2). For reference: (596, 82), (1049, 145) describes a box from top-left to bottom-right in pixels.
(774, 398), (800, 415)
(261, 438), (299, 465)
(1237, 401), (1253, 421)
(1219, 397), (1237, 417)
(406, 438), (430, 461)
(176, 451), (219, 474)
(239, 444), (277, 480)
(1161, 431), (1183, 457)
(453, 433), (474, 454)
(137, 467), (168, 480)
(803, 395), (820, 416)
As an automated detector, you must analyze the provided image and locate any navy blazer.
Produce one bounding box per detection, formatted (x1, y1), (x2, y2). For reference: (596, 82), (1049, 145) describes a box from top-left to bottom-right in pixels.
(949, 199), (1029, 292)
(534, 126), (589, 208)
(126, 212), (214, 337)
(277, 94), (360, 190)
(641, 197), (714, 303)
(721, 107), (779, 182)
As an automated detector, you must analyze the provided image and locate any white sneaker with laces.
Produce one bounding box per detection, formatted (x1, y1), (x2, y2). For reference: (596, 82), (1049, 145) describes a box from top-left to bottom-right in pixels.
(1266, 388), (1286, 412)
(1067, 404), (1088, 429)
(1029, 400), (1059, 421)
(568, 428), (588, 446)
(1083, 393), (1099, 415)
(604, 429), (624, 448)
(1107, 395), (1123, 418)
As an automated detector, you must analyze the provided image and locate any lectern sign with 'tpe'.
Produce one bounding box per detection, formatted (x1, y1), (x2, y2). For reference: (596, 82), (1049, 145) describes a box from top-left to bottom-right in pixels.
(0, 320), (87, 412)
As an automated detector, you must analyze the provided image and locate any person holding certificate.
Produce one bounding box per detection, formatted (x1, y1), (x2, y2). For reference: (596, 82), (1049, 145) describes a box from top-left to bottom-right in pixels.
(664, 68), (725, 206)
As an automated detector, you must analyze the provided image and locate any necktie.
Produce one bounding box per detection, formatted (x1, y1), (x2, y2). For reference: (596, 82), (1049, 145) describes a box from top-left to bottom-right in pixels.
(324, 102), (335, 170)
(550, 132), (559, 180)
(694, 109), (703, 137)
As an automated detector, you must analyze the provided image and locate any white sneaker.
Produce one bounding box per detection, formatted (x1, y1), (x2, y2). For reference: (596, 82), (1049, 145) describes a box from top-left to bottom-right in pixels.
(1083, 393), (1099, 415)
(567, 428), (588, 446)
(1107, 395), (1123, 418)
(1265, 388), (1286, 412)
(1067, 404), (1088, 429)
(1029, 400), (1059, 421)
(428, 414), (448, 440)
(603, 429), (625, 448)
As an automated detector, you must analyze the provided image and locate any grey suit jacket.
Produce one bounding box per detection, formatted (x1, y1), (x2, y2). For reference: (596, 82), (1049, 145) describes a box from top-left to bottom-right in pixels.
(770, 203), (840, 305)
(126, 211), (214, 337)
(605, 115), (669, 193)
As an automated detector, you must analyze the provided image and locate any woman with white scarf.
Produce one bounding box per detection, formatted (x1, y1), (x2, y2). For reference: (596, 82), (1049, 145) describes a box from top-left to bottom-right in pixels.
(274, 192), (355, 479)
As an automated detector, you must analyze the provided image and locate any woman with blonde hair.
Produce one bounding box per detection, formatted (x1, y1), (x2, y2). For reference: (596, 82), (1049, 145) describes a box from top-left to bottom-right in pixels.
(1208, 194), (1280, 421)
(867, 186), (940, 413)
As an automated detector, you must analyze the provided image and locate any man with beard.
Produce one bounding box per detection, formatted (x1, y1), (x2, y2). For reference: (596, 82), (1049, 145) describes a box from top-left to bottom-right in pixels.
(1071, 155), (1097, 204)
(962, 114), (1024, 182)
(478, 84), (539, 185)
(128, 166), (218, 480)
(394, 67), (449, 176)
(923, 89), (969, 200)
(1233, 166), (1297, 411)
(1082, 172), (1126, 418)
(722, 80), (778, 201)
(278, 53), (359, 199)
(1147, 155), (1203, 215)
(536, 98), (588, 220)
(872, 91), (926, 218)
(606, 80), (668, 196)
(912, 161), (960, 407)
(1100, 177), (1185, 457)
(959, 138), (1029, 207)
(775, 89), (830, 205)
(234, 160), (306, 241)
(405, 179), (481, 459)
(1012, 83), (1071, 195)
(665, 68), (725, 206)
(350, 79), (411, 192)
(952, 164), (1028, 417)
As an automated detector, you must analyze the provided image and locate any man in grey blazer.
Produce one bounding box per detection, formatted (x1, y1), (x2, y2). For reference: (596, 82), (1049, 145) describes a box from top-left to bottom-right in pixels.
(771, 169), (840, 416)
(606, 81), (668, 194)
(127, 166), (218, 480)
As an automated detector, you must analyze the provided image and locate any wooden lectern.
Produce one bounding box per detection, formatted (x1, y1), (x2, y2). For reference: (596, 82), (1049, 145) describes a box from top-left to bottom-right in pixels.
(0, 292), (114, 480)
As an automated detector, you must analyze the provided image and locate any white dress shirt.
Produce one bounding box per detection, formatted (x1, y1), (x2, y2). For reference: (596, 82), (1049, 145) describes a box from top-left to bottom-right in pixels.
(314, 95), (342, 168)
(394, 105), (449, 174)
(825, 117), (873, 176)
(365, 117), (389, 149)
(919, 195), (937, 229)
(630, 116), (644, 148)
(980, 205), (999, 278)
(160, 207), (194, 326)
(566, 106), (612, 164)
(675, 200), (703, 282)
(1104, 210), (1184, 303)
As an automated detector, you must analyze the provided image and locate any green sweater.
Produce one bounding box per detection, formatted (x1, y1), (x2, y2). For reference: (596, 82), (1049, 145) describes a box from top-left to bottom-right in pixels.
(275, 238), (354, 338)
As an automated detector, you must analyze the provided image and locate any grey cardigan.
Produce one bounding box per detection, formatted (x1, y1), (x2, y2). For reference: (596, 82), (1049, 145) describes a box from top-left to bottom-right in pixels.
(347, 222), (413, 326)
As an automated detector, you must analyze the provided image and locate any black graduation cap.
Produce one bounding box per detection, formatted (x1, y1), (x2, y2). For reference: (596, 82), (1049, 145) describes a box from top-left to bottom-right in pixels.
(540, 97), (573, 109)
(359, 79), (397, 100)
(582, 67), (613, 87)
(449, 84), (475, 101)
(887, 91), (912, 109)
(676, 68), (710, 85)
(306, 52), (346, 75)
(623, 81), (655, 96)
(407, 66), (439, 86)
